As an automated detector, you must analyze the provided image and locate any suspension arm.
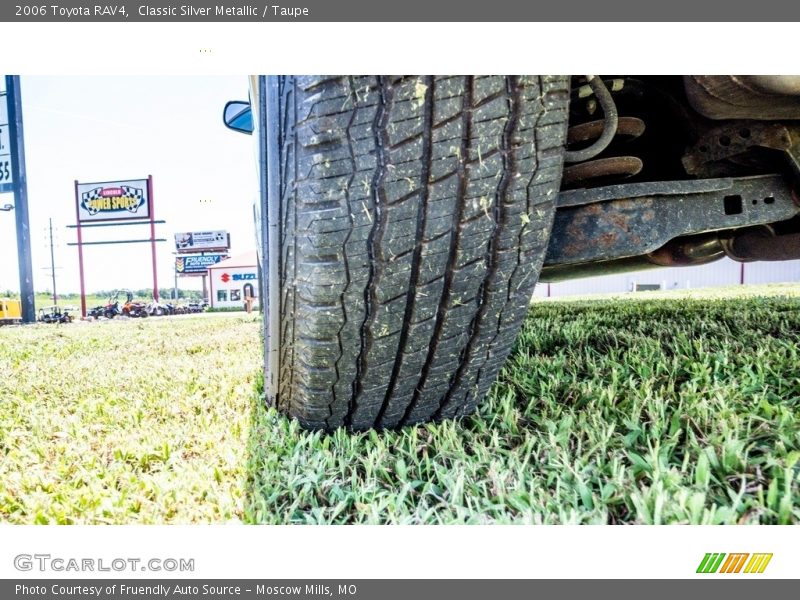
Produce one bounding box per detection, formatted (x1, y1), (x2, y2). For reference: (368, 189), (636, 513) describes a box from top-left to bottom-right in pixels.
(541, 174), (800, 282)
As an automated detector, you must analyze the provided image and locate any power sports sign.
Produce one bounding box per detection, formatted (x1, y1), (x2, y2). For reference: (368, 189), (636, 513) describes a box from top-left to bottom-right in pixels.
(176, 254), (227, 275)
(76, 178), (150, 222)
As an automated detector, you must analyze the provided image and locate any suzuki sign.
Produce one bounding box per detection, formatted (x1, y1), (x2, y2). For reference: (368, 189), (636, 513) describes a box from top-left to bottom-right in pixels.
(220, 272), (256, 282)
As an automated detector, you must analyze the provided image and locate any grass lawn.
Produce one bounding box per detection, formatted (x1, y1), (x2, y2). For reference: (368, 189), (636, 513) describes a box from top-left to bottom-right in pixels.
(1, 285), (798, 524)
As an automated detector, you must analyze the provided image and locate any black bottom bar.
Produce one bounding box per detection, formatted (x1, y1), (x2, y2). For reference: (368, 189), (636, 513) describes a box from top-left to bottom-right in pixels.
(2, 580), (795, 600)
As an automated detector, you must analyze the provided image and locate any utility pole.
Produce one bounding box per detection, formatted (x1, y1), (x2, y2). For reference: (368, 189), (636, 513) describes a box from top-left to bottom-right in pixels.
(48, 218), (57, 305)
(6, 76), (35, 323)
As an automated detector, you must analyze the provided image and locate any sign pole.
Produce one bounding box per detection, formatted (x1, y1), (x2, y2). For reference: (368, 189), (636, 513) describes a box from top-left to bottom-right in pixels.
(6, 75), (35, 323)
(74, 179), (87, 318)
(148, 175), (159, 301)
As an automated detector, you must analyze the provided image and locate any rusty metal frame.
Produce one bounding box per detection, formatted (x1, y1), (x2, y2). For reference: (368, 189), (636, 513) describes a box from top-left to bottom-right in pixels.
(543, 174), (799, 276)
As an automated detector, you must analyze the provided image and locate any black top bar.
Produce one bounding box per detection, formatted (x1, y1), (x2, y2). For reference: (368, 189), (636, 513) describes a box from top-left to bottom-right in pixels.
(3, 0), (799, 22)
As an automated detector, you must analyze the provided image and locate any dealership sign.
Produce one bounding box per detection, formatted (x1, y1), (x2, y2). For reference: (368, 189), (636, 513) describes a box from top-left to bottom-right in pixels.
(0, 96), (12, 194)
(175, 230), (230, 253)
(220, 271), (257, 282)
(76, 178), (150, 222)
(175, 254), (227, 275)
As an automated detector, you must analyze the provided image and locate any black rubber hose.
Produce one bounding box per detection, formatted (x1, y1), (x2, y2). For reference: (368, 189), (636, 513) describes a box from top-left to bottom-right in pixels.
(564, 76), (619, 164)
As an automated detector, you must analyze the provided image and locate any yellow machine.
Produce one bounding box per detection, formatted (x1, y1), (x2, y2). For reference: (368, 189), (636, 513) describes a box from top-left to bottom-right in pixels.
(0, 298), (22, 325)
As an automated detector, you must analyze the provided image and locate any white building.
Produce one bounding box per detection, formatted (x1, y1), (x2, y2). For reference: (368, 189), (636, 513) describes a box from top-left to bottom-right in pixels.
(207, 251), (260, 309)
(534, 258), (800, 298)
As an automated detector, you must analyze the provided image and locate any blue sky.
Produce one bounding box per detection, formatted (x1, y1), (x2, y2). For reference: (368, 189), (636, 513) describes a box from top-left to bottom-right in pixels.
(0, 75), (257, 295)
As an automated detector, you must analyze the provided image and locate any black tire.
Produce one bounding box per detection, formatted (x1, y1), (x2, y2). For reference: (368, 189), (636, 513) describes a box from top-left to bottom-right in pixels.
(270, 75), (570, 431)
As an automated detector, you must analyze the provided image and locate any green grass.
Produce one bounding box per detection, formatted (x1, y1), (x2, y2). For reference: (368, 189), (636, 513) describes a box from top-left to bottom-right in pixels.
(1, 288), (798, 524)
(0, 315), (261, 523)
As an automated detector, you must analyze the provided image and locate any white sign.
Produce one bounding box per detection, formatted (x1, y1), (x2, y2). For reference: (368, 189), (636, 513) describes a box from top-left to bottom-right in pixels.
(175, 230), (230, 253)
(0, 96), (12, 193)
(76, 178), (150, 222)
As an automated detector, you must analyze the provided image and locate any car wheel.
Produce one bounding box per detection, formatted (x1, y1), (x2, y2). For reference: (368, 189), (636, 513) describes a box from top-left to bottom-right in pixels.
(263, 75), (570, 430)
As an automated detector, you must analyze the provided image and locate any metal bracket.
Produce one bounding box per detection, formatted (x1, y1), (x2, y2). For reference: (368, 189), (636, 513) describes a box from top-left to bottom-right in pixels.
(682, 120), (800, 182)
(543, 174), (799, 278)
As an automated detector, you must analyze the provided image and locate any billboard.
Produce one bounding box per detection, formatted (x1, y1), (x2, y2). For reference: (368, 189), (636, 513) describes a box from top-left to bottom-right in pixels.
(76, 178), (150, 222)
(175, 254), (227, 275)
(175, 230), (230, 253)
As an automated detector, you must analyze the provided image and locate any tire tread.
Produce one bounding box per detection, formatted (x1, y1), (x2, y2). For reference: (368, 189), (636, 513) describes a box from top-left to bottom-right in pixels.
(276, 75), (569, 430)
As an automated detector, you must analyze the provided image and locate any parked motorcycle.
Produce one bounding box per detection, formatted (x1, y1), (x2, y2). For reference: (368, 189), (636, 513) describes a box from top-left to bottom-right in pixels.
(146, 300), (170, 317)
(122, 300), (149, 318)
(186, 301), (207, 314)
(104, 300), (122, 319)
(37, 306), (73, 324)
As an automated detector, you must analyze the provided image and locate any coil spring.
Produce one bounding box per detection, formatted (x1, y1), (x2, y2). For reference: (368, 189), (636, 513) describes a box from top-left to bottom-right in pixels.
(563, 77), (646, 189)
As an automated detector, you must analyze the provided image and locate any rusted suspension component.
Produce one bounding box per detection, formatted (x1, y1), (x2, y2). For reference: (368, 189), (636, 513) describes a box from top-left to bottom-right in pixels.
(564, 78), (647, 189)
(541, 226), (800, 282)
(564, 76), (619, 164)
(562, 156), (644, 188)
(540, 174), (800, 282)
(683, 121), (800, 178)
(564, 117), (646, 187)
(567, 116), (646, 146)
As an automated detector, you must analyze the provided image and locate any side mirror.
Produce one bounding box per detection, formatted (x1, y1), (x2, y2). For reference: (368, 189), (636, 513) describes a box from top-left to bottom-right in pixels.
(223, 100), (253, 134)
